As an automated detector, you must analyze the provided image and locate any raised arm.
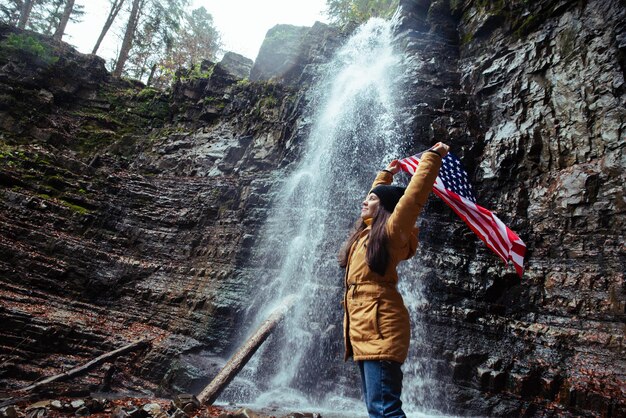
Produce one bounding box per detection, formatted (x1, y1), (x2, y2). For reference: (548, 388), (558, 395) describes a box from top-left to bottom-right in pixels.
(385, 145), (447, 245)
(370, 170), (393, 190)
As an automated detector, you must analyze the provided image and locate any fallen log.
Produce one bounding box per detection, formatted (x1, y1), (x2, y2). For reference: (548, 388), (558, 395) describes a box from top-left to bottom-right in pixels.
(0, 394), (38, 409)
(197, 295), (297, 405)
(20, 339), (151, 392)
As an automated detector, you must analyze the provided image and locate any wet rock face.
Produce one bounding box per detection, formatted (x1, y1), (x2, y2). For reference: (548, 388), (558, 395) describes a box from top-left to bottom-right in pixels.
(0, 22), (323, 395)
(392, 0), (625, 416)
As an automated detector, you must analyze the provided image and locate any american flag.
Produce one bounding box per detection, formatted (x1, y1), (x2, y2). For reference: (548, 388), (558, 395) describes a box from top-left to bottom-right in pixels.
(398, 152), (526, 277)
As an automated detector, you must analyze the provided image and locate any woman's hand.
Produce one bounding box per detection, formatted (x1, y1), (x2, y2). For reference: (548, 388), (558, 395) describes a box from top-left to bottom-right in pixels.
(385, 160), (401, 175)
(431, 142), (450, 158)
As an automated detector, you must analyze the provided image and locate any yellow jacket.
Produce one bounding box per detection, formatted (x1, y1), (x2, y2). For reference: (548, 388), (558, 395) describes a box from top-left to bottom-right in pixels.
(343, 152), (442, 363)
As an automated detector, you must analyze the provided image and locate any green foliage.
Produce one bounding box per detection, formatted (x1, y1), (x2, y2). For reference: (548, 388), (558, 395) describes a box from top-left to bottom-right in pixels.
(513, 13), (540, 38)
(0, 0), (84, 35)
(137, 87), (160, 100)
(189, 63), (214, 79)
(0, 143), (22, 160)
(32, 0), (85, 36)
(0, 33), (59, 64)
(124, 2), (221, 88)
(70, 109), (122, 127)
(179, 6), (221, 63)
(461, 32), (473, 45)
(1, 145), (94, 216)
(124, 0), (191, 83)
(0, 145), (53, 168)
(60, 199), (90, 214)
(36, 193), (91, 214)
(174, 62), (214, 83)
(325, 0), (399, 25)
(260, 96), (278, 107)
(203, 96), (225, 110)
(135, 97), (169, 119)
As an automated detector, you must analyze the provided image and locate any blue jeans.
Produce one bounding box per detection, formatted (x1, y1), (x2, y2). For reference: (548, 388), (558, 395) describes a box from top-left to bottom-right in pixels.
(357, 360), (406, 418)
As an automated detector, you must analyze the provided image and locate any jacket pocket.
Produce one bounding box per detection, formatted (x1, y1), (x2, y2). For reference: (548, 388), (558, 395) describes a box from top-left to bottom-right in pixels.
(348, 296), (382, 341)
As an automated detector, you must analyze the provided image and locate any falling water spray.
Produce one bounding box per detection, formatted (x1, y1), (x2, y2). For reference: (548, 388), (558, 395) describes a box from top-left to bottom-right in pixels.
(220, 18), (446, 418)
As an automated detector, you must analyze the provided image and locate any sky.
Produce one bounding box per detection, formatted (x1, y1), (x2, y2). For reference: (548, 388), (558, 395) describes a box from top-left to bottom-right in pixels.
(65, 0), (329, 64)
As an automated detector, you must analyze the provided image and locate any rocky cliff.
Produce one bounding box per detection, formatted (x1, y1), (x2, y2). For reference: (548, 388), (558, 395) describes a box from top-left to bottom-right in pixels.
(0, 0), (624, 416)
(0, 22), (321, 397)
(392, 0), (625, 416)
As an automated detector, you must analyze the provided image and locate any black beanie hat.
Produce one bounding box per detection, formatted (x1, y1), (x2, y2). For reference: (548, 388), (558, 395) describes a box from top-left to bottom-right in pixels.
(370, 185), (406, 213)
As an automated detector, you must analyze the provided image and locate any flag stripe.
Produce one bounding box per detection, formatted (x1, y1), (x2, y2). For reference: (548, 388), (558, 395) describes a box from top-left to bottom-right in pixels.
(433, 186), (509, 263)
(446, 185), (512, 259)
(476, 202), (514, 259)
(510, 251), (524, 267)
(493, 212), (525, 275)
(433, 180), (512, 260)
(398, 152), (526, 277)
(400, 158), (417, 174)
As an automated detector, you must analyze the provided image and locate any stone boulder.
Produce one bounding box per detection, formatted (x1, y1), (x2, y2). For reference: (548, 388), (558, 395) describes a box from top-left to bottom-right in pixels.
(250, 24), (310, 81)
(0, 24), (108, 104)
(250, 22), (345, 87)
(218, 52), (253, 80)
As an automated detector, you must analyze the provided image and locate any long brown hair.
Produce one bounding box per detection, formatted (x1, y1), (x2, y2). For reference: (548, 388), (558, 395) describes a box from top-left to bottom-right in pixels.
(338, 206), (392, 276)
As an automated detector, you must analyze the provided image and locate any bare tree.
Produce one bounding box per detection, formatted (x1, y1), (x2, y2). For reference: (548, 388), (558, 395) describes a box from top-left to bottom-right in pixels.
(52, 0), (74, 40)
(113, 0), (144, 77)
(92, 0), (126, 54)
(17, 0), (35, 28)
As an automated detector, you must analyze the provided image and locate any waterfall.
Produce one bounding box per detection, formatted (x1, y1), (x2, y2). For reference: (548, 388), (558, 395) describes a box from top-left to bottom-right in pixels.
(221, 18), (450, 418)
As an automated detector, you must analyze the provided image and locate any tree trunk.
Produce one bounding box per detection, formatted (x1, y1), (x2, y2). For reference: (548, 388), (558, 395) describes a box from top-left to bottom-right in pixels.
(197, 295), (297, 405)
(92, 0), (125, 54)
(53, 0), (75, 41)
(146, 63), (157, 86)
(19, 339), (150, 392)
(17, 0), (34, 29)
(112, 0), (143, 78)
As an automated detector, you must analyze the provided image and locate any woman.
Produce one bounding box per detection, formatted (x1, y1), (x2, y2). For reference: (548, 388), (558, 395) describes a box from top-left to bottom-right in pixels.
(338, 142), (450, 418)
